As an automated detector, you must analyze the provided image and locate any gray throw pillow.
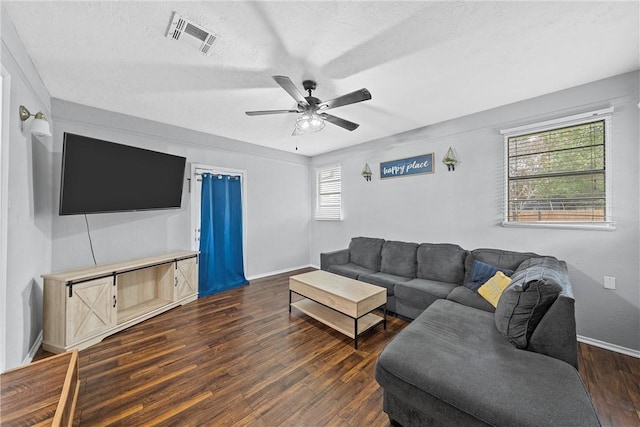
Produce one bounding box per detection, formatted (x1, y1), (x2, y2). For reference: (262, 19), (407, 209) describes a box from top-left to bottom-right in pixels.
(494, 257), (563, 349)
(349, 237), (385, 271)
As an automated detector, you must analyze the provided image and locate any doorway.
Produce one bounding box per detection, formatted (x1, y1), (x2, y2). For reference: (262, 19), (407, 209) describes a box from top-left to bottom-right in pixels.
(190, 163), (248, 287)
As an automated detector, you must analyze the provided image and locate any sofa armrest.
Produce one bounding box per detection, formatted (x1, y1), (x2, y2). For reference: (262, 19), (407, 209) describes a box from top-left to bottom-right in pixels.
(320, 249), (349, 271)
(527, 295), (578, 368)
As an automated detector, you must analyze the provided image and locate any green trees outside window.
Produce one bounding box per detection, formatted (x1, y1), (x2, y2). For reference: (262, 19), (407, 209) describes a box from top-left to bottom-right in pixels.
(507, 120), (606, 222)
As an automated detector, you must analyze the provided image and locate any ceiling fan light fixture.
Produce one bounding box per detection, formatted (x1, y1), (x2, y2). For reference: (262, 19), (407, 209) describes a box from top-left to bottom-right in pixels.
(246, 76), (370, 136)
(296, 112), (325, 133)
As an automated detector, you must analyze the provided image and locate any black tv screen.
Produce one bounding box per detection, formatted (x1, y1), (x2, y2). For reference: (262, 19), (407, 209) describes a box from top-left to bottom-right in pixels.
(59, 133), (187, 215)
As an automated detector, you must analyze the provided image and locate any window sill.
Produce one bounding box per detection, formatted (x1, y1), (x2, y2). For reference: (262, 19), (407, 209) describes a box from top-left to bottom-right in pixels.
(314, 217), (343, 221)
(501, 221), (616, 231)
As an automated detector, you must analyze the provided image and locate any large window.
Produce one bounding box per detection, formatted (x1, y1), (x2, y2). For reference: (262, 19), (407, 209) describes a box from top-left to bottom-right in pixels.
(315, 164), (342, 220)
(501, 108), (613, 229)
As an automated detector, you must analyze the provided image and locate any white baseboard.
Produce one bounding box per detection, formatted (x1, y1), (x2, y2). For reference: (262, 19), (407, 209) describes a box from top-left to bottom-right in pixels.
(578, 335), (640, 358)
(22, 330), (43, 365)
(247, 264), (314, 281)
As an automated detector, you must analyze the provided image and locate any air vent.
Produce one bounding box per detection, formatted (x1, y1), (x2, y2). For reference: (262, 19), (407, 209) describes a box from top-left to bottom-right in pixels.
(166, 12), (219, 56)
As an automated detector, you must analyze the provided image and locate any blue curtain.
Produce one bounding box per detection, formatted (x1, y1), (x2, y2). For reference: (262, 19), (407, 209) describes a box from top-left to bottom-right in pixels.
(198, 173), (248, 297)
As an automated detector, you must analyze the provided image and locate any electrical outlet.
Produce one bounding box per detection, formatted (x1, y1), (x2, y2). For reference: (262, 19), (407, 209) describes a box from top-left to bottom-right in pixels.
(604, 276), (616, 290)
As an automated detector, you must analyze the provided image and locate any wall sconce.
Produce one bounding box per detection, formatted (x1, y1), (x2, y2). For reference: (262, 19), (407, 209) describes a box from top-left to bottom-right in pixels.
(442, 147), (458, 171)
(19, 105), (51, 137)
(361, 163), (372, 181)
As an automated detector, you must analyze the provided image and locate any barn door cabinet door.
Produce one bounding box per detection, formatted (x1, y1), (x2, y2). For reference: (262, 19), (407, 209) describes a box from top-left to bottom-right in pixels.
(174, 257), (198, 301)
(66, 276), (116, 345)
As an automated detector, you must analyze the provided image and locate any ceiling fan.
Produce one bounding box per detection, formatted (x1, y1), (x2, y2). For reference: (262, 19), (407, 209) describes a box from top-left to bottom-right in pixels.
(245, 76), (371, 135)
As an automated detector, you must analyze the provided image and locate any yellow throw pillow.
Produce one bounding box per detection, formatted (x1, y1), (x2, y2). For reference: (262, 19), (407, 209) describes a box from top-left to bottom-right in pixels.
(478, 271), (512, 308)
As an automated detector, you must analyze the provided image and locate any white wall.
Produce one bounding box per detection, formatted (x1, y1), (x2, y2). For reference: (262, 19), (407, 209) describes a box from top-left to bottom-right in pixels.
(50, 100), (311, 278)
(310, 71), (640, 352)
(1, 7), (53, 370)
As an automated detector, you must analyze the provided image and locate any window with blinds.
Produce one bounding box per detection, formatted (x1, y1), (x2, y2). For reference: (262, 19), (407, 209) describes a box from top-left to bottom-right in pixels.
(315, 164), (342, 220)
(503, 109), (612, 227)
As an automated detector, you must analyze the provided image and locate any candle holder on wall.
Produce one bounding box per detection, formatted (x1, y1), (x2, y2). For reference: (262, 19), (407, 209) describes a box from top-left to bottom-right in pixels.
(442, 147), (458, 171)
(361, 163), (372, 181)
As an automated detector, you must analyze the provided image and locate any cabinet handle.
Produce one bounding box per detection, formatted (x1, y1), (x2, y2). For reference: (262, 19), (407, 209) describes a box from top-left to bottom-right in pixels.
(175, 277), (178, 287)
(113, 295), (117, 308)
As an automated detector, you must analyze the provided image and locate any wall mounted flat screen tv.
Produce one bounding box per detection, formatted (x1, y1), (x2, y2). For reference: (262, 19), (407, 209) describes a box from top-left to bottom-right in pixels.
(60, 133), (187, 215)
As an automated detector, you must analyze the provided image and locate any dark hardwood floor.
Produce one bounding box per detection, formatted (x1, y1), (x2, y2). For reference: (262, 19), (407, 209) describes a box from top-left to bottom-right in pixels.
(578, 342), (640, 426)
(32, 268), (639, 426)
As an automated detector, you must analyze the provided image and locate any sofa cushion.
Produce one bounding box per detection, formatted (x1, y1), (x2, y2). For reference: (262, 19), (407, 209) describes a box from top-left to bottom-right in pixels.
(395, 279), (458, 310)
(327, 263), (375, 280)
(446, 286), (495, 313)
(464, 248), (539, 285)
(380, 241), (418, 277)
(478, 271), (512, 307)
(375, 300), (600, 427)
(495, 257), (563, 349)
(349, 237), (385, 271)
(358, 272), (411, 295)
(416, 243), (467, 284)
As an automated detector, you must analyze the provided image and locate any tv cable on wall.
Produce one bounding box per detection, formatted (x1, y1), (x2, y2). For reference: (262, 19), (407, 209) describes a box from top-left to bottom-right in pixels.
(84, 214), (97, 266)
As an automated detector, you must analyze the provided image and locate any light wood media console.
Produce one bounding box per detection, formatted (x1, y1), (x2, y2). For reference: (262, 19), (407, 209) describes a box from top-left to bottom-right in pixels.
(42, 250), (198, 354)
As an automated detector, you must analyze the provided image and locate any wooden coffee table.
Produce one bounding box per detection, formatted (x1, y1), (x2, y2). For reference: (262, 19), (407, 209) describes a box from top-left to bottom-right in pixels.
(289, 270), (386, 349)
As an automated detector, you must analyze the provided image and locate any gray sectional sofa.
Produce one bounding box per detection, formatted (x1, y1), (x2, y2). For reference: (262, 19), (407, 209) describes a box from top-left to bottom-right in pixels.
(320, 237), (600, 427)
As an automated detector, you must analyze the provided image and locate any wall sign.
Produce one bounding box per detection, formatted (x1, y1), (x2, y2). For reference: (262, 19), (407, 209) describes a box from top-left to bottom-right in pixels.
(380, 153), (434, 179)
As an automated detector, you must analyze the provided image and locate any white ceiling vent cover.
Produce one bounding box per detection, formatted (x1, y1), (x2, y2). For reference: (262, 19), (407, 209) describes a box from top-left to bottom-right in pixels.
(166, 12), (219, 56)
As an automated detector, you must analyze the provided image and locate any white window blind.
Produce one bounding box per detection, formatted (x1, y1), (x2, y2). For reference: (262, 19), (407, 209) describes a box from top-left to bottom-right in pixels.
(501, 108), (613, 229)
(315, 164), (342, 220)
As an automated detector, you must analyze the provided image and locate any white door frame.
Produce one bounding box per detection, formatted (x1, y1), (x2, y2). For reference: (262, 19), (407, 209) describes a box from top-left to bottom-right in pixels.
(190, 163), (248, 276)
(0, 66), (11, 372)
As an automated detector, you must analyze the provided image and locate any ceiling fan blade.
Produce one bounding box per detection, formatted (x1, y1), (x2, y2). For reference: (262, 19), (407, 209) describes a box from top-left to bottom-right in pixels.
(321, 114), (360, 131)
(272, 76), (310, 108)
(245, 109), (299, 116)
(318, 88), (371, 111)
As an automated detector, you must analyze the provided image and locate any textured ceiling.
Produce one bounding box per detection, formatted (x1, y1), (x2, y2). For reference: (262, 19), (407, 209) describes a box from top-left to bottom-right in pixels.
(3, 1), (639, 156)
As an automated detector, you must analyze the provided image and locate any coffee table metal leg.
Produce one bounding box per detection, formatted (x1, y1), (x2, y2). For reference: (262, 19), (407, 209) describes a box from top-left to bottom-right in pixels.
(354, 319), (358, 349)
(383, 304), (387, 330)
(289, 290), (292, 313)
